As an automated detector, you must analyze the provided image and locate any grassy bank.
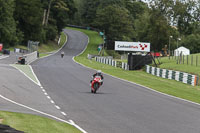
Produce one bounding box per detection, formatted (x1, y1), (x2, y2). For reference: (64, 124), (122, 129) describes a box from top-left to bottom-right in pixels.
(69, 27), (200, 104)
(159, 54), (200, 76)
(0, 111), (81, 133)
(9, 32), (67, 58)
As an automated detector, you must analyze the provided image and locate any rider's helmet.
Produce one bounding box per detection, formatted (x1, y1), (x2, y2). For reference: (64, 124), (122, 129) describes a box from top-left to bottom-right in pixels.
(97, 70), (101, 75)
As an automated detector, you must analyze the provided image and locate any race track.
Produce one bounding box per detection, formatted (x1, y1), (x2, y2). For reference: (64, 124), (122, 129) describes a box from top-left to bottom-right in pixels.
(32, 29), (200, 133)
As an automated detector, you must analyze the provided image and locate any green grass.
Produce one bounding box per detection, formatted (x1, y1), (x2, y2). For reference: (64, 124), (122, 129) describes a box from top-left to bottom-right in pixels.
(66, 27), (106, 56)
(11, 64), (39, 85)
(38, 32), (66, 57)
(39, 53), (49, 58)
(0, 111), (81, 133)
(159, 54), (200, 76)
(9, 45), (27, 51)
(9, 32), (67, 58)
(70, 27), (200, 104)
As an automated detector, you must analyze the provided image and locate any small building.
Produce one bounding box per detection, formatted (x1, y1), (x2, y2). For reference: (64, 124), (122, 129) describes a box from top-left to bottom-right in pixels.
(174, 46), (190, 56)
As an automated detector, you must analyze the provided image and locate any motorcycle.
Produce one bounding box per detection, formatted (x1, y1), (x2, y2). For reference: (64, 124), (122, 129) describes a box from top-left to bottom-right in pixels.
(90, 76), (102, 93)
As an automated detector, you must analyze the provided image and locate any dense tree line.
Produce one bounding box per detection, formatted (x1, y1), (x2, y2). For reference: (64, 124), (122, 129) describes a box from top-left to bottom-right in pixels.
(0, 0), (76, 48)
(74, 0), (200, 53)
(0, 0), (200, 53)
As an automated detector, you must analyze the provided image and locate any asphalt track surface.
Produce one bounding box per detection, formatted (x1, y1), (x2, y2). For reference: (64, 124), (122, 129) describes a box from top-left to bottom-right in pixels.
(0, 52), (65, 119)
(31, 29), (200, 133)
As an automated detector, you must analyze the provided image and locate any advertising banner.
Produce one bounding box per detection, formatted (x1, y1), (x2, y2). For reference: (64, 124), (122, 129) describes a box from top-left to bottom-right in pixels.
(115, 41), (150, 52)
(0, 43), (3, 51)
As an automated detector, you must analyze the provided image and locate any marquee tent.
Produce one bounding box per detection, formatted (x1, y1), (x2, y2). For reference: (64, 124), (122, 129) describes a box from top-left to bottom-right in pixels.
(174, 46), (190, 56)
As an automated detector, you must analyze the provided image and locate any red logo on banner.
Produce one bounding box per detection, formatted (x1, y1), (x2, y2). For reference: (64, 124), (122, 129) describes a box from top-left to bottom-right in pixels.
(0, 44), (3, 51)
(139, 44), (148, 50)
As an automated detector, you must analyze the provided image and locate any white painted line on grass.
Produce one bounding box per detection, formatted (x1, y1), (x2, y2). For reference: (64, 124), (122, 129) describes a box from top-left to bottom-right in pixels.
(10, 64), (39, 86)
(29, 65), (41, 86)
(55, 105), (61, 110)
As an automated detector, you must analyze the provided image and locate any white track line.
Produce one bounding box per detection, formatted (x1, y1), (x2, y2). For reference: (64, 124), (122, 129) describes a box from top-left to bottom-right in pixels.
(61, 112), (67, 116)
(10, 64), (39, 86)
(29, 65), (41, 86)
(73, 57), (200, 107)
(8, 30), (88, 133)
(72, 33), (200, 108)
(55, 105), (61, 110)
(0, 94), (72, 125)
(69, 120), (87, 133)
(0, 91), (88, 133)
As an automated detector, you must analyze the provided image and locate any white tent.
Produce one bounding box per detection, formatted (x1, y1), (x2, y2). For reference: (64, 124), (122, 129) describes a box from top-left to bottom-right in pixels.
(174, 46), (190, 56)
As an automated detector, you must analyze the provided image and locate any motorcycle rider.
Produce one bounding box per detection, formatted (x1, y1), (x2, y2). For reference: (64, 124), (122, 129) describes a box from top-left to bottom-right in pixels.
(61, 51), (65, 58)
(91, 70), (104, 85)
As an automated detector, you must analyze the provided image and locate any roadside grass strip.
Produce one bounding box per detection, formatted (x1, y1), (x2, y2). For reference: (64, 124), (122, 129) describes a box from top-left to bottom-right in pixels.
(68, 27), (200, 104)
(0, 111), (81, 133)
(39, 32), (67, 58)
(10, 64), (40, 86)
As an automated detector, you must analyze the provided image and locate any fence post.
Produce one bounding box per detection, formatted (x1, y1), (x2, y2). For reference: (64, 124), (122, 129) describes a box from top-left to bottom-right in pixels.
(187, 55), (188, 65)
(183, 55), (184, 64)
(191, 55), (193, 66)
(196, 55), (198, 67)
(175, 51), (176, 60)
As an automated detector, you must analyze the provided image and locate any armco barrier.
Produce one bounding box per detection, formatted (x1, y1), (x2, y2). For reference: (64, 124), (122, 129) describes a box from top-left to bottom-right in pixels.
(95, 56), (128, 70)
(24, 51), (38, 64)
(146, 65), (199, 86)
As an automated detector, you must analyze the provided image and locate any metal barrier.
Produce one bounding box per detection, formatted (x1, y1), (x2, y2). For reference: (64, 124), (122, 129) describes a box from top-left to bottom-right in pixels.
(95, 56), (128, 70)
(23, 51), (38, 64)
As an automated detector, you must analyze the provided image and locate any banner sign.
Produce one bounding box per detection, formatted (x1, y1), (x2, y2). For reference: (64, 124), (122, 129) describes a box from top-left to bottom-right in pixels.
(115, 41), (150, 52)
(0, 43), (3, 51)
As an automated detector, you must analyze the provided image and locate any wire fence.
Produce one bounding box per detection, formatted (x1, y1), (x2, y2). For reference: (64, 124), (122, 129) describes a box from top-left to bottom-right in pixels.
(167, 54), (200, 67)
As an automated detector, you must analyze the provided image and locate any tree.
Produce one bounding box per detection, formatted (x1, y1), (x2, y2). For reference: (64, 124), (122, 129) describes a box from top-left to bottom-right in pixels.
(180, 34), (200, 54)
(134, 7), (171, 51)
(134, 11), (151, 42)
(14, 0), (44, 44)
(124, 0), (147, 20)
(172, 0), (196, 35)
(0, 0), (18, 47)
(81, 0), (100, 26)
(94, 5), (134, 49)
(148, 8), (171, 51)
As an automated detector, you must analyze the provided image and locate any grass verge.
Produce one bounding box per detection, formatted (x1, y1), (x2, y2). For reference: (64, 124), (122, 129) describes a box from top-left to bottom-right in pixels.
(9, 32), (67, 58)
(68, 27), (200, 104)
(11, 64), (39, 85)
(0, 111), (81, 133)
(38, 32), (67, 57)
(158, 55), (200, 76)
